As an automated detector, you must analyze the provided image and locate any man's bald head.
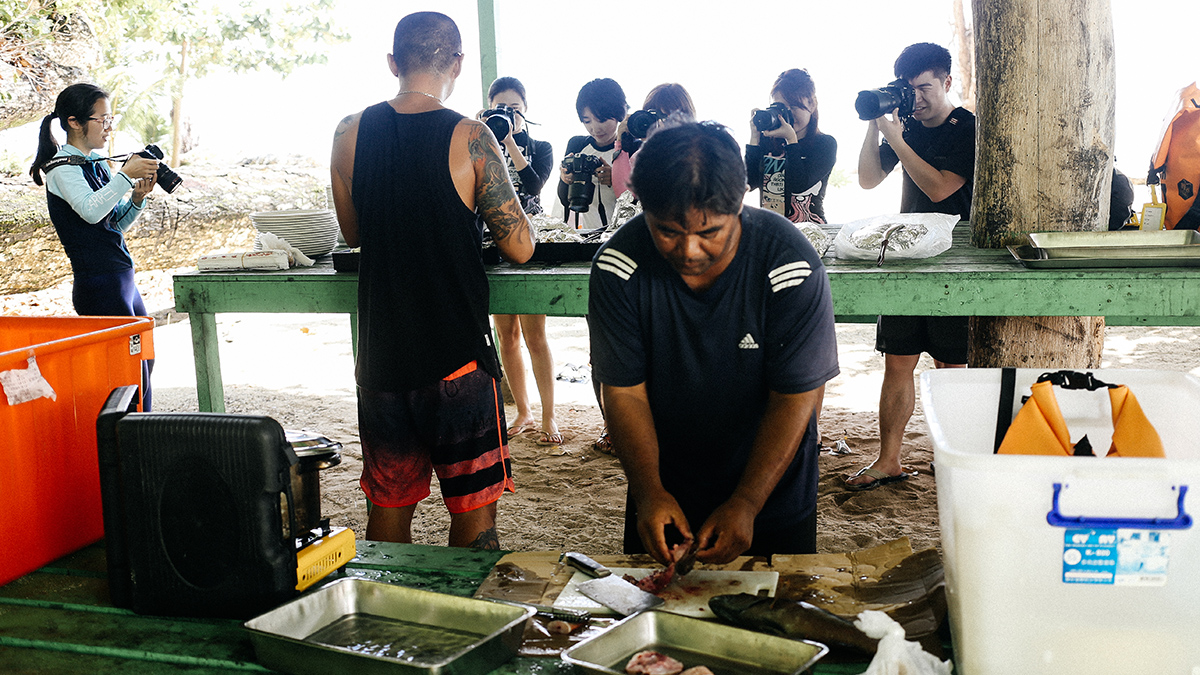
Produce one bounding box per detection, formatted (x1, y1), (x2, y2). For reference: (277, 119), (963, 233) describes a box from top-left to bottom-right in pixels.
(392, 12), (462, 77)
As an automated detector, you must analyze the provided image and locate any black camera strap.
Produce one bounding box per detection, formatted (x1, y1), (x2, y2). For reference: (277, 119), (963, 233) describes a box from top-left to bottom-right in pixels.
(41, 151), (137, 174)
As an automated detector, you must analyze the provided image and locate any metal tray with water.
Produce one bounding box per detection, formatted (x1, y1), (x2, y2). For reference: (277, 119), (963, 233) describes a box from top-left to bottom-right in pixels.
(244, 577), (534, 674)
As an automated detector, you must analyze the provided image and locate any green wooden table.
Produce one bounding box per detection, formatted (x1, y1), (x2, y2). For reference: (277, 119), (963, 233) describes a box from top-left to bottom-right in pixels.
(0, 542), (878, 674)
(174, 227), (1200, 411)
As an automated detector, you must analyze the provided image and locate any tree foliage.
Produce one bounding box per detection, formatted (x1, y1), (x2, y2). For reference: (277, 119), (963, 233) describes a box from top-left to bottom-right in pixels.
(1, 0), (346, 150)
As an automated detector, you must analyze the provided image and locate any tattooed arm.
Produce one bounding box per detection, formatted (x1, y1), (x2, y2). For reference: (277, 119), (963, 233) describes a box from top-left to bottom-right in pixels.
(465, 120), (535, 263)
(330, 112), (362, 247)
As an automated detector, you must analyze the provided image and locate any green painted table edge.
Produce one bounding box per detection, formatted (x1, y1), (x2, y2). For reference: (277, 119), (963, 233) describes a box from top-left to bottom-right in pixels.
(173, 230), (1200, 411)
(0, 542), (882, 674)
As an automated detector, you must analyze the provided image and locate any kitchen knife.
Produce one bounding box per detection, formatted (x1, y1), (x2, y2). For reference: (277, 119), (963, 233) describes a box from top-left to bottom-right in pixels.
(563, 552), (664, 616)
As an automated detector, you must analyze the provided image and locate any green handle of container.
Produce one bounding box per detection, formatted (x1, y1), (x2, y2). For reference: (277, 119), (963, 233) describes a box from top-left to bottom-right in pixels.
(1046, 483), (1192, 530)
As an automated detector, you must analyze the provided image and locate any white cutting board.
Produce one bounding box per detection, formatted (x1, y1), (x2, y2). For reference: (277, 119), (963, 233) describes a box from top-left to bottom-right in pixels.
(552, 568), (778, 618)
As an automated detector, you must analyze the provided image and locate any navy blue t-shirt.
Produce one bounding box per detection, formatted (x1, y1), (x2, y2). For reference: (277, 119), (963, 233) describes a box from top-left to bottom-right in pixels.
(588, 206), (839, 526)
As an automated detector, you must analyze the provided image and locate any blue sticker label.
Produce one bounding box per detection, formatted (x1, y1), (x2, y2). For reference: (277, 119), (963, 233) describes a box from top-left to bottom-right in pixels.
(1062, 529), (1169, 586)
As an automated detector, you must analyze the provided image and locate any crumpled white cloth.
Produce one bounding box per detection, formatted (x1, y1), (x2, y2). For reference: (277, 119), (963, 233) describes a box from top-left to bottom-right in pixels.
(256, 231), (314, 267)
(854, 610), (952, 675)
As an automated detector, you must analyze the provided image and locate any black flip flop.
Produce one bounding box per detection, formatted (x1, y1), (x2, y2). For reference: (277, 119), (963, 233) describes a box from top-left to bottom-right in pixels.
(845, 467), (912, 492)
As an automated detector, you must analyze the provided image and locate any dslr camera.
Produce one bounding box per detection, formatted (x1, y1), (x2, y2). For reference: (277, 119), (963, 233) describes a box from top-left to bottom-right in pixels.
(625, 109), (663, 140)
(560, 153), (605, 213)
(752, 102), (794, 133)
(855, 79), (916, 121)
(132, 144), (183, 194)
(481, 104), (517, 140)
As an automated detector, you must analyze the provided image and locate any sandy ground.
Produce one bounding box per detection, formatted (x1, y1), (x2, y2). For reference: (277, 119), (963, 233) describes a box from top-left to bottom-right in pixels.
(5, 276), (1200, 557)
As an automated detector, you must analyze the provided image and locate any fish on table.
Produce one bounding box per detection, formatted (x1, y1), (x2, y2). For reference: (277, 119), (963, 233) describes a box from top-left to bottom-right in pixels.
(708, 593), (879, 655)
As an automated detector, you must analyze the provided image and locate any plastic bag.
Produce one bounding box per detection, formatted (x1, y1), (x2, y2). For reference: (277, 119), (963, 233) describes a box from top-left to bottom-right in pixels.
(833, 213), (959, 261)
(855, 610), (952, 675)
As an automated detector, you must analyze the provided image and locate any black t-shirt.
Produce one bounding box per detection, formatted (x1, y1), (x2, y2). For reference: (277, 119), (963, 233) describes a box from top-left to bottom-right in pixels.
(588, 206), (840, 526)
(352, 103), (500, 391)
(880, 107), (975, 219)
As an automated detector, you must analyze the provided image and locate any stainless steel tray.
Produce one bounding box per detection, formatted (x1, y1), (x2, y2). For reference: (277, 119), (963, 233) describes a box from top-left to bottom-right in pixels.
(1027, 230), (1200, 248)
(1008, 245), (1200, 268)
(244, 577), (534, 675)
(561, 609), (828, 675)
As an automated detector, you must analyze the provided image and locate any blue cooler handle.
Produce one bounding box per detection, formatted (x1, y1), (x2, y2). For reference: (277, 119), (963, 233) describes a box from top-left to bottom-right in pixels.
(1046, 482), (1192, 530)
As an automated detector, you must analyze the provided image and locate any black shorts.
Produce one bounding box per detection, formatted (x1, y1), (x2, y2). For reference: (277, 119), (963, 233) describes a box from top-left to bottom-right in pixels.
(357, 361), (514, 514)
(875, 315), (969, 364)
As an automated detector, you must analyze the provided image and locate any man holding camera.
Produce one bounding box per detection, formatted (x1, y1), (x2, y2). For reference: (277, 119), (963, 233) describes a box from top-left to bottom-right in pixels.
(329, 11), (535, 548)
(850, 42), (975, 490)
(589, 121), (839, 564)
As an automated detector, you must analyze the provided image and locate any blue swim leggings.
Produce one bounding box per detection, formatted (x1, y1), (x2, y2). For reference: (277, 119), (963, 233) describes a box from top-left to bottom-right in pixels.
(72, 268), (154, 411)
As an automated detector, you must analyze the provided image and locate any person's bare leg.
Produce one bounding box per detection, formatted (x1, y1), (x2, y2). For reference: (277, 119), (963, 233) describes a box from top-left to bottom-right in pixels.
(365, 504), (418, 543)
(518, 314), (559, 440)
(448, 501), (500, 549)
(847, 353), (921, 485)
(494, 314), (533, 432)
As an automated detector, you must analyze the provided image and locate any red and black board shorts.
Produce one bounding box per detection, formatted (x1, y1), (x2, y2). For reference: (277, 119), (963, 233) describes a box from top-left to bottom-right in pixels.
(875, 315), (969, 365)
(357, 361), (514, 514)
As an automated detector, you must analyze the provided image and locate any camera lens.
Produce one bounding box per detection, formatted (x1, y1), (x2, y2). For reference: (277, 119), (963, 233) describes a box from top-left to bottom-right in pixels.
(753, 109), (782, 132)
(855, 89), (898, 121)
(626, 110), (659, 139)
(485, 114), (511, 140)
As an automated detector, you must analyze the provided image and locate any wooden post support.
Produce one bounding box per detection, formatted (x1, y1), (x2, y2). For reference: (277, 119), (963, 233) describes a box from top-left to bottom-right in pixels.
(477, 0), (498, 109)
(969, 0), (1116, 368)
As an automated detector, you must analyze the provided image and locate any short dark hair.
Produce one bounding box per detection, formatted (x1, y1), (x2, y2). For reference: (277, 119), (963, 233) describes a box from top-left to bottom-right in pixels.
(643, 83), (695, 118)
(575, 78), (627, 123)
(488, 76), (527, 106)
(392, 12), (461, 77)
(894, 42), (952, 82)
(771, 69), (820, 137)
(629, 122), (746, 223)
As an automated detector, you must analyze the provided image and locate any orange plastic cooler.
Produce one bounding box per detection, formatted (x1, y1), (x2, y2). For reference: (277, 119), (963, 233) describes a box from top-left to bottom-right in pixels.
(0, 315), (154, 586)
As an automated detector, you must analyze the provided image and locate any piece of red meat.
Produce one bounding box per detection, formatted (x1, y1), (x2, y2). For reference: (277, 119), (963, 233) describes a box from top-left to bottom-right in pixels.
(624, 650), (684, 675)
(624, 562), (675, 594)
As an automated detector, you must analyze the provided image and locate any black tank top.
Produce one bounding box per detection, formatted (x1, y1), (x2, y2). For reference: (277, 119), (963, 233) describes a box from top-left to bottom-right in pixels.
(352, 103), (499, 391)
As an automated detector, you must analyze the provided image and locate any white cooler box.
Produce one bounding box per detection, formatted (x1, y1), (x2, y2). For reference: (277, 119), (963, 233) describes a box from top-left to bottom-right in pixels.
(920, 368), (1200, 675)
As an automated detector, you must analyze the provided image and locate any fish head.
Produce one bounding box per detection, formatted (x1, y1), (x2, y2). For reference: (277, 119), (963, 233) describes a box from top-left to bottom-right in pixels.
(708, 593), (789, 635)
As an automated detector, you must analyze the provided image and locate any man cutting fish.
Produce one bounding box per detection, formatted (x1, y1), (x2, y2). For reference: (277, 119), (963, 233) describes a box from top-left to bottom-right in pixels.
(588, 121), (839, 565)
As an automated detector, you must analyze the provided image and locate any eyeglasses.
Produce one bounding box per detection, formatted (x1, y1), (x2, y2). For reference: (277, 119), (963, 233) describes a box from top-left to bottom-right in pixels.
(87, 115), (116, 129)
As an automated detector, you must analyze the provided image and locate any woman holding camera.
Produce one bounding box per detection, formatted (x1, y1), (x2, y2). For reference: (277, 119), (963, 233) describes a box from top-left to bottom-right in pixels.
(29, 82), (160, 410)
(555, 78), (627, 230)
(483, 77), (562, 445)
(611, 83), (697, 197)
(746, 69), (837, 223)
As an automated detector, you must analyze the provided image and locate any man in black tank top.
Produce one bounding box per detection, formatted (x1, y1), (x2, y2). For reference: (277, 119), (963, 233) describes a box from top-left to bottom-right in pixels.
(329, 12), (534, 549)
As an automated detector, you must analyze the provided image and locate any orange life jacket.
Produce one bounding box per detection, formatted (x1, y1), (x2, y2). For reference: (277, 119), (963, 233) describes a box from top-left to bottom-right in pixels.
(997, 377), (1164, 458)
(1148, 82), (1200, 230)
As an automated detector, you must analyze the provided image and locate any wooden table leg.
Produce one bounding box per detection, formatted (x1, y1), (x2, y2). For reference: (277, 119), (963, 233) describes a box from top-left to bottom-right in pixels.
(188, 312), (225, 413)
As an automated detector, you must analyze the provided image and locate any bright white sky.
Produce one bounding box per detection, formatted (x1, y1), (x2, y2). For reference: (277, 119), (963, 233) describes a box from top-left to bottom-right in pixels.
(8, 0), (1198, 222)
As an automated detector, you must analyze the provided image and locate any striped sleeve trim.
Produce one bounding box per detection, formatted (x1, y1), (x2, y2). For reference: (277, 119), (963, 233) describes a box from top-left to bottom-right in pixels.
(596, 249), (637, 281)
(768, 260), (811, 293)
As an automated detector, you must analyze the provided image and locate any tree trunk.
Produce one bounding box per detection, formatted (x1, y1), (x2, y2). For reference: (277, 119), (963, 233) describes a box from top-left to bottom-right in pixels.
(170, 38), (189, 168)
(952, 0), (975, 112)
(969, 0), (1115, 369)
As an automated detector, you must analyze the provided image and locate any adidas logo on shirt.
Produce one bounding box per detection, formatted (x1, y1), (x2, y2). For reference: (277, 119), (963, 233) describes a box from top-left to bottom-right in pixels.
(738, 333), (760, 349)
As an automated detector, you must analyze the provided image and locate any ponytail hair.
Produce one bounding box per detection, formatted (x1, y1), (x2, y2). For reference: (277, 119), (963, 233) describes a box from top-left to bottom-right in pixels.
(30, 82), (109, 186)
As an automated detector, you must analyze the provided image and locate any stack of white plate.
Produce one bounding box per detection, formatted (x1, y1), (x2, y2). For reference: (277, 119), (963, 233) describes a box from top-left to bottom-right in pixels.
(250, 209), (339, 258)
